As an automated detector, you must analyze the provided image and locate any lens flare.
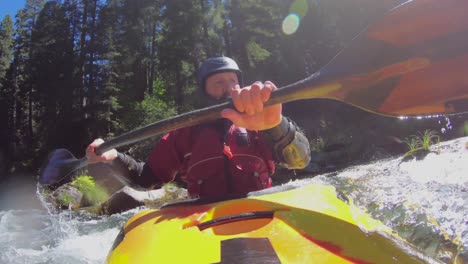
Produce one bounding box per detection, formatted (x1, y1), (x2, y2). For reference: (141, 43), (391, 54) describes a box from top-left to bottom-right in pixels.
(282, 13), (300, 35)
(283, 0), (310, 35)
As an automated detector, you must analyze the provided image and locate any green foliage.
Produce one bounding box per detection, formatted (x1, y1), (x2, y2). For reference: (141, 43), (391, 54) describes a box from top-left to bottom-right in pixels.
(120, 92), (178, 159)
(71, 175), (95, 191)
(157, 1), (203, 107)
(126, 92), (177, 129)
(403, 130), (440, 160)
(71, 175), (109, 205)
(405, 136), (420, 152)
(0, 15), (14, 82)
(246, 41), (271, 65)
(310, 137), (326, 152)
(463, 121), (468, 136)
(152, 78), (167, 98)
(57, 193), (73, 207)
(228, 0), (286, 81)
(420, 130), (440, 149)
(0, 15), (14, 138)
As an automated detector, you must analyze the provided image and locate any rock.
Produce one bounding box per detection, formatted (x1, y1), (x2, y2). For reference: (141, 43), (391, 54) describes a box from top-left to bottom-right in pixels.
(98, 185), (188, 215)
(49, 184), (84, 209)
(44, 179), (189, 215)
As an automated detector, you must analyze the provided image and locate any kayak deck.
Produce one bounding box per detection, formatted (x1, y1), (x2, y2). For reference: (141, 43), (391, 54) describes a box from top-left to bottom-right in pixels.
(107, 184), (436, 264)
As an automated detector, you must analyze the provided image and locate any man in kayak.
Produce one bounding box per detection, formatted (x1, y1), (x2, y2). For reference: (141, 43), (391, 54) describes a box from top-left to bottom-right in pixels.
(86, 57), (311, 198)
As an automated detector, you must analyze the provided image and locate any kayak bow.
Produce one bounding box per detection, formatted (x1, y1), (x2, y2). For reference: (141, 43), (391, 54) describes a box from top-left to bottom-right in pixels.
(106, 184), (437, 264)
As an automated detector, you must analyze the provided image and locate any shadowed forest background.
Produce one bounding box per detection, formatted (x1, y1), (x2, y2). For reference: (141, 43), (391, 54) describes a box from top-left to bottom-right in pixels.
(5, 0), (459, 181)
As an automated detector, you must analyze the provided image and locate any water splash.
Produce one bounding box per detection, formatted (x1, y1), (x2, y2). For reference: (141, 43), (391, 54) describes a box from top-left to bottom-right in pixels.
(0, 204), (138, 264)
(289, 136), (468, 262)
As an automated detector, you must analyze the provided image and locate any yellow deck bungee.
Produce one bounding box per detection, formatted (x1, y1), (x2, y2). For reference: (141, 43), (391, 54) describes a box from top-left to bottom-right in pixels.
(106, 184), (436, 264)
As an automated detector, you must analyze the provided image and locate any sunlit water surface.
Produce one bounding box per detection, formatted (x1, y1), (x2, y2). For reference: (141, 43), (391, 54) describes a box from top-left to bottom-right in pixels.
(1, 137), (466, 264)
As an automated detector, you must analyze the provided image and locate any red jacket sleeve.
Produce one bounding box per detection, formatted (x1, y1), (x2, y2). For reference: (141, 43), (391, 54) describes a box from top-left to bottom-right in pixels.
(146, 127), (192, 185)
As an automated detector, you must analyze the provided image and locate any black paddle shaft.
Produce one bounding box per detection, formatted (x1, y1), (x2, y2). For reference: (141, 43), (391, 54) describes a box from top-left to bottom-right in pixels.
(95, 74), (322, 155)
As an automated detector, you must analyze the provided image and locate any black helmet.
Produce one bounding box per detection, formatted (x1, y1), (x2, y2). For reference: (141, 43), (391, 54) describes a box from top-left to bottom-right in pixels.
(197, 57), (242, 93)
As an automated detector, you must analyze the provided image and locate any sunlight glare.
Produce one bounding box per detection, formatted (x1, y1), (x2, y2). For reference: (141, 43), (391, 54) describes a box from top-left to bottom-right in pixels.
(282, 0), (310, 35)
(282, 14), (300, 35)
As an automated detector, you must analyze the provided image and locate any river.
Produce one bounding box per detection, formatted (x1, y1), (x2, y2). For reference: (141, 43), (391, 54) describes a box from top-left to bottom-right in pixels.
(0, 136), (466, 264)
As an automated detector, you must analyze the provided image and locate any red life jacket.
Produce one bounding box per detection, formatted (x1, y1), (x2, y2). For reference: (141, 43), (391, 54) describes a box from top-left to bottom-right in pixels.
(146, 121), (275, 198)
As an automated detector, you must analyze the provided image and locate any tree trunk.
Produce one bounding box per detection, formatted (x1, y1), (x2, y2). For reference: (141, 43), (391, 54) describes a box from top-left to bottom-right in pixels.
(79, 0), (89, 116)
(148, 21), (157, 95)
(88, 0), (97, 114)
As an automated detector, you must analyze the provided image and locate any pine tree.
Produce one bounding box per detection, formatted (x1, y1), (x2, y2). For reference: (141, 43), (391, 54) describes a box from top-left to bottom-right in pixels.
(93, 0), (121, 136)
(29, 2), (76, 152)
(225, 0), (286, 83)
(0, 15), (15, 170)
(0, 15), (14, 83)
(1, 1), (45, 164)
(199, 0), (227, 58)
(158, 0), (204, 111)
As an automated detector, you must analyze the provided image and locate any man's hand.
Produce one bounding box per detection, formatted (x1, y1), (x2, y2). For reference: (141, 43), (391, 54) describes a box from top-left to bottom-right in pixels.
(221, 81), (282, 130)
(86, 138), (118, 164)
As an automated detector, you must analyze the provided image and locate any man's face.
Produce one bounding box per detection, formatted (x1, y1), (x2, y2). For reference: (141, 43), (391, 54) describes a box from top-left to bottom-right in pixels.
(204, 72), (239, 100)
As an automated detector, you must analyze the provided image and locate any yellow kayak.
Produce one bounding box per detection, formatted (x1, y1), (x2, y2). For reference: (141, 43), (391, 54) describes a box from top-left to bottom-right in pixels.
(106, 184), (435, 264)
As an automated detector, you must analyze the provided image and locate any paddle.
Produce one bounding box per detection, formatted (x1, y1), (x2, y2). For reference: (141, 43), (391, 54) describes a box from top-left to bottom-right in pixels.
(39, 0), (468, 186)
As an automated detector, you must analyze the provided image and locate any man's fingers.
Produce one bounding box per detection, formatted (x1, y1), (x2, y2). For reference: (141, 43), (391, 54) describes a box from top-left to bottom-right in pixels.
(261, 81), (275, 102)
(102, 152), (114, 161)
(239, 88), (254, 115)
(90, 138), (104, 148)
(250, 83), (264, 113)
(231, 86), (244, 113)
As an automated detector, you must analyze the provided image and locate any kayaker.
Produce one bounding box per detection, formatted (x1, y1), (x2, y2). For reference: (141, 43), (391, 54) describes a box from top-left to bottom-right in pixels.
(86, 56), (311, 198)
